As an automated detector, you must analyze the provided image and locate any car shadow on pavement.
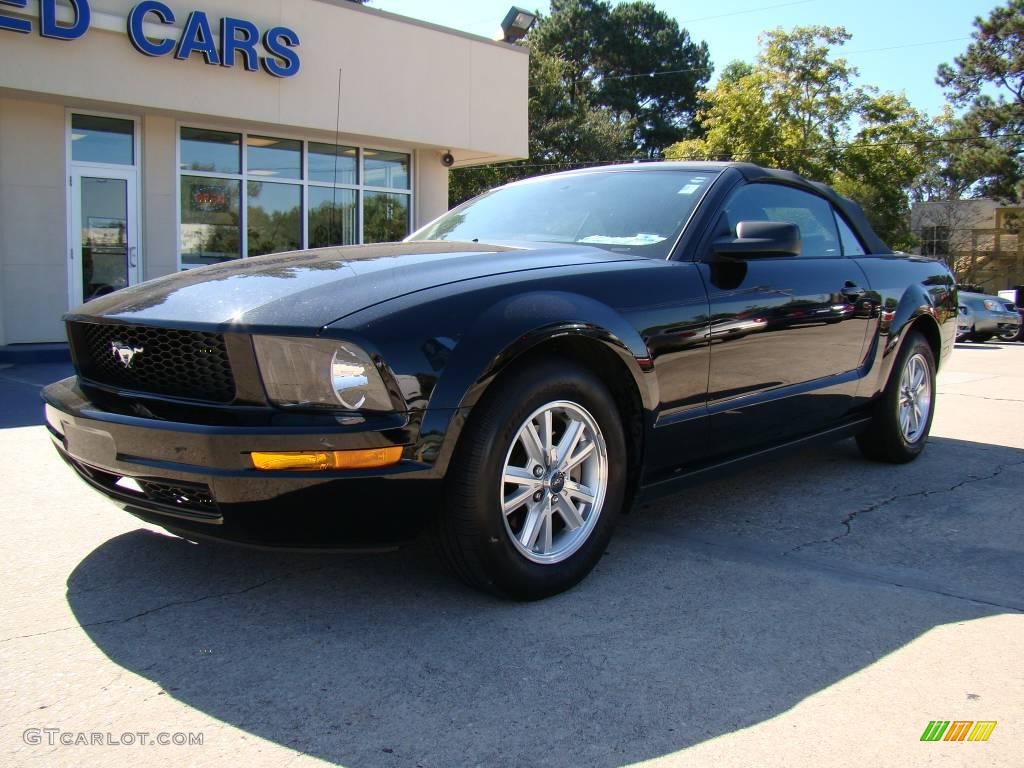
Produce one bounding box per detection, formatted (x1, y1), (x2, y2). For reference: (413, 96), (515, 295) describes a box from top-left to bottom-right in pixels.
(63, 437), (1024, 767)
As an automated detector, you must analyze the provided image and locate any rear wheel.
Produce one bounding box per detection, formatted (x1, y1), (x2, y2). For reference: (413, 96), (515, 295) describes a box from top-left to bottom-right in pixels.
(435, 360), (626, 599)
(856, 331), (936, 464)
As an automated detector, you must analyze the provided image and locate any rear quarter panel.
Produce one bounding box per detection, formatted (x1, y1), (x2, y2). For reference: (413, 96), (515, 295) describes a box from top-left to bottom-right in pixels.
(853, 255), (957, 402)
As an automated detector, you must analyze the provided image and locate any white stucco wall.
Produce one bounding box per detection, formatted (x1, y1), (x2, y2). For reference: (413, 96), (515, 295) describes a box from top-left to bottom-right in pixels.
(0, 0), (524, 344)
(0, 0), (528, 162)
(0, 98), (69, 343)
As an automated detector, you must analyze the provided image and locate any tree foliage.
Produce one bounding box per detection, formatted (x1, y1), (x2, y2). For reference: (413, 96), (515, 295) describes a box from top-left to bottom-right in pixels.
(928, 0), (1024, 203)
(448, 47), (633, 206)
(665, 26), (936, 248)
(449, 1), (710, 205)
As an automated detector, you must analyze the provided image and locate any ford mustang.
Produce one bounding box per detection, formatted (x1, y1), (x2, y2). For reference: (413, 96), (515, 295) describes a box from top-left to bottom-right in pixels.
(43, 162), (957, 599)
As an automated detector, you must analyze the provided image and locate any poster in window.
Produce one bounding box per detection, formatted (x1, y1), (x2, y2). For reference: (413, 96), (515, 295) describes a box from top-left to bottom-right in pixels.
(190, 182), (230, 213)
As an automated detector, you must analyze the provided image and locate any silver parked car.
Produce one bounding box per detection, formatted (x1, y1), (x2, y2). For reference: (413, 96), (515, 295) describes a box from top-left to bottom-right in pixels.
(957, 291), (1022, 342)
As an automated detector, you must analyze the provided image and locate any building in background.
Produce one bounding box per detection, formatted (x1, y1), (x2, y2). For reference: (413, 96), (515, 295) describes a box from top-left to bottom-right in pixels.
(911, 199), (1024, 292)
(0, 0), (527, 345)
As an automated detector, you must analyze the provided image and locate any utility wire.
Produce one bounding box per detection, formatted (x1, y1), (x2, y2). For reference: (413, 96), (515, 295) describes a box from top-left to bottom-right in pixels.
(604, 35), (975, 80)
(453, 132), (1024, 173)
(680, 0), (818, 25)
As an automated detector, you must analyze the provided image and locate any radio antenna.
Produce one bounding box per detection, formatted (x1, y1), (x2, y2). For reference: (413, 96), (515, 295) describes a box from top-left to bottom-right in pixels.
(332, 67), (343, 244)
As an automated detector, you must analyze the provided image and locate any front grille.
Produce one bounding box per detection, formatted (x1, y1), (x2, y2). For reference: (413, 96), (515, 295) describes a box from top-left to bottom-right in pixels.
(70, 322), (236, 403)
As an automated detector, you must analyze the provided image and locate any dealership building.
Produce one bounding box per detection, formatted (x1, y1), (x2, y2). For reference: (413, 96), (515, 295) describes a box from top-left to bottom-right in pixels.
(0, 0), (528, 346)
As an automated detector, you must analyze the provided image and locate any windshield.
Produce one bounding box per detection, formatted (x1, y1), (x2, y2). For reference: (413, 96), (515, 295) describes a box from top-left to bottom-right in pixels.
(408, 169), (719, 258)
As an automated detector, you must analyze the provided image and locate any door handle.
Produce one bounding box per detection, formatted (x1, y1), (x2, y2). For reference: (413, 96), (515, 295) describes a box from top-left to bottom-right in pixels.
(128, 246), (138, 269)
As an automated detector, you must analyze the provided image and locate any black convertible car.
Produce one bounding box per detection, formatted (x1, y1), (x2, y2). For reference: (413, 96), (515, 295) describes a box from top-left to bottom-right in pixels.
(43, 162), (957, 599)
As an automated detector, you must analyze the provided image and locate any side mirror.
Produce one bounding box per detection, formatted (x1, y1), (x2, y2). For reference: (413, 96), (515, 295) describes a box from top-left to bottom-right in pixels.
(713, 220), (801, 258)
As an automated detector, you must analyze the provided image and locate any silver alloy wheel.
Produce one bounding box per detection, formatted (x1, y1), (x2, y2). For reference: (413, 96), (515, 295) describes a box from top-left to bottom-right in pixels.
(500, 400), (609, 564)
(898, 353), (932, 443)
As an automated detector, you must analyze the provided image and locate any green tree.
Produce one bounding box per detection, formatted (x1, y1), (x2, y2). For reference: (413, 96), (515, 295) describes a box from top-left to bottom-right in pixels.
(932, 0), (1024, 203)
(666, 26), (936, 248)
(449, 46), (632, 205)
(592, 2), (711, 155)
(450, 1), (711, 204)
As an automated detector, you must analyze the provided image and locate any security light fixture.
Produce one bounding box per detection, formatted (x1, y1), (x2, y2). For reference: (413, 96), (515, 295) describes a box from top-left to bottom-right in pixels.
(499, 6), (537, 43)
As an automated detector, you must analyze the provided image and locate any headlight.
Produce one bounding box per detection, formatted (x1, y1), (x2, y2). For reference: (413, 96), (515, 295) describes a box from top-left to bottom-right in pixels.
(982, 299), (1000, 311)
(252, 336), (393, 411)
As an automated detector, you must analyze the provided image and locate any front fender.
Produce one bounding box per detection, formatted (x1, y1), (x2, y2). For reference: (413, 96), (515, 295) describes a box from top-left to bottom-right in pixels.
(410, 291), (656, 477)
(428, 290), (656, 413)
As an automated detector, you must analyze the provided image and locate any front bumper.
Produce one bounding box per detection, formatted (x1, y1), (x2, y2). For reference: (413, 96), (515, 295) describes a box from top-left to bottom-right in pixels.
(971, 310), (1021, 335)
(43, 376), (446, 548)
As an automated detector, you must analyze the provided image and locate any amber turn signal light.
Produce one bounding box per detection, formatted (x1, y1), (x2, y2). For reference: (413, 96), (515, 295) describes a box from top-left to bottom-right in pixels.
(251, 447), (403, 471)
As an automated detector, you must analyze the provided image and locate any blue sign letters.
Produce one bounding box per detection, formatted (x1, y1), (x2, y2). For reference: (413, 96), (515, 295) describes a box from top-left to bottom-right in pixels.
(0, 0), (32, 34)
(0, 0), (301, 77)
(40, 0), (89, 40)
(127, 0), (175, 57)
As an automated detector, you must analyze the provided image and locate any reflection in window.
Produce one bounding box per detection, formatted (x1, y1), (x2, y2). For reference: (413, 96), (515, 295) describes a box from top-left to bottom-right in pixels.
(836, 214), (866, 256)
(71, 115), (134, 165)
(247, 136), (302, 179)
(179, 128), (413, 261)
(309, 187), (357, 248)
(180, 176), (241, 265)
(247, 182), (302, 256)
(309, 143), (358, 185)
(725, 183), (841, 257)
(364, 150), (409, 189)
(364, 192), (410, 244)
(181, 128), (241, 174)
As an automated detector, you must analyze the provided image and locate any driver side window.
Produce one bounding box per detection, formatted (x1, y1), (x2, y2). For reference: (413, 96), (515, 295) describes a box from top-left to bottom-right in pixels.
(725, 183), (842, 258)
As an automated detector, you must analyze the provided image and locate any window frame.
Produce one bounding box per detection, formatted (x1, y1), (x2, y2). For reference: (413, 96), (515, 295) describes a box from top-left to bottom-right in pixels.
(65, 108), (143, 309)
(174, 120), (414, 270)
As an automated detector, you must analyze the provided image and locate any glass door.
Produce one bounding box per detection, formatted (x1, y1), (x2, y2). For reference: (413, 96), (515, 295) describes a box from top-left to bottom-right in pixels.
(70, 168), (138, 306)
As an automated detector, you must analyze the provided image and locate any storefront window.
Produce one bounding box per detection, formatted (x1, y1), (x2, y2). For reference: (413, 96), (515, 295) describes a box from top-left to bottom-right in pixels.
(309, 143), (357, 185)
(364, 149), (410, 189)
(247, 136), (302, 180)
(180, 176), (241, 266)
(247, 182), (302, 256)
(309, 187), (357, 248)
(364, 191), (410, 244)
(71, 115), (135, 165)
(180, 128), (241, 174)
(178, 128), (412, 265)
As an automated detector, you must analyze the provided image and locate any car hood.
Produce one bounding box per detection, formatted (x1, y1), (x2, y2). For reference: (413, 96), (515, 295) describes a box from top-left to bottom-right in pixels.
(67, 241), (640, 332)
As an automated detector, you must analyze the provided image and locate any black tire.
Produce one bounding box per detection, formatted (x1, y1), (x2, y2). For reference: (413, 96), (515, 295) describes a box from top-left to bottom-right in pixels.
(998, 327), (1021, 342)
(971, 332), (993, 343)
(435, 359), (627, 600)
(856, 331), (936, 464)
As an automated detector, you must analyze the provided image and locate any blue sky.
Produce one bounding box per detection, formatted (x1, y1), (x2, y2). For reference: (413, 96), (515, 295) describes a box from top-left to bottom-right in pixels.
(368, 0), (999, 119)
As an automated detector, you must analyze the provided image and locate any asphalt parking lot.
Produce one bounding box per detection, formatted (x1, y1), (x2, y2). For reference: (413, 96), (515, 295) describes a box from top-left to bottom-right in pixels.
(1, 343), (1021, 768)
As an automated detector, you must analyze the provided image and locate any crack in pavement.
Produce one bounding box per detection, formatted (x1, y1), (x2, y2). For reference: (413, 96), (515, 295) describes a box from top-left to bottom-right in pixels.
(938, 392), (1023, 403)
(0, 565), (326, 645)
(788, 459), (1024, 553)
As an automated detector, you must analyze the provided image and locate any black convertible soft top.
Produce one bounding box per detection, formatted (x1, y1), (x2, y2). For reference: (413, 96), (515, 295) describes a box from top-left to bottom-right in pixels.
(563, 161), (892, 255)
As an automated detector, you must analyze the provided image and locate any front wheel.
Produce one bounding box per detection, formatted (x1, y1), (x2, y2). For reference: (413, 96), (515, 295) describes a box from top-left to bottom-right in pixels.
(856, 331), (936, 463)
(998, 326), (1021, 342)
(435, 360), (626, 599)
